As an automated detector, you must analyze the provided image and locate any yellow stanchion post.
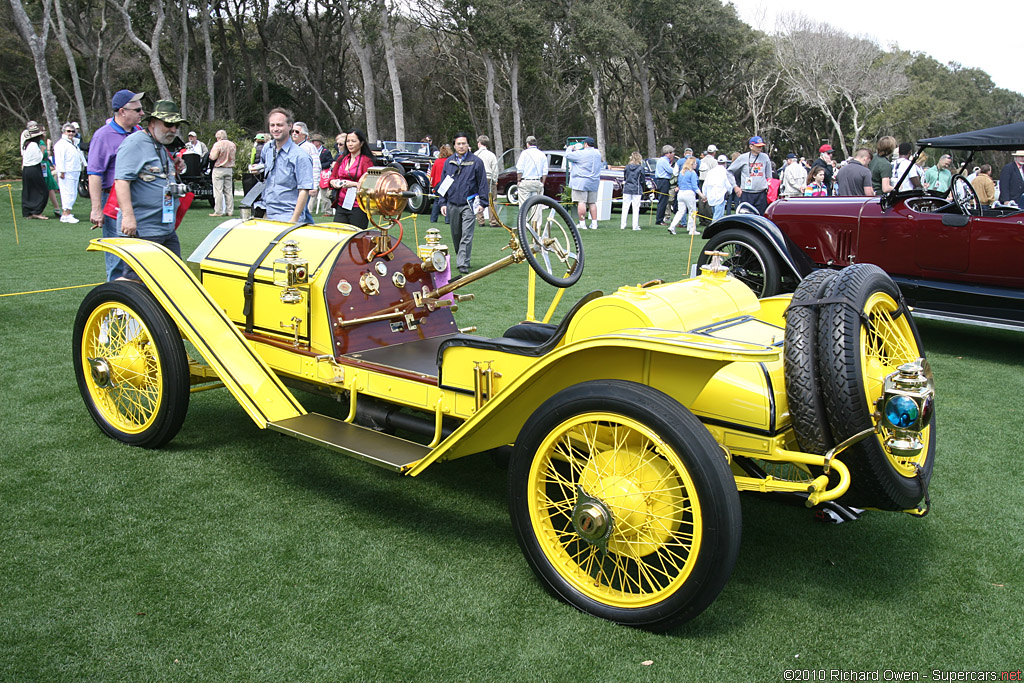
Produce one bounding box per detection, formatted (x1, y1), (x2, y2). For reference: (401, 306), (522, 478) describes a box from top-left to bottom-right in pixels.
(4, 184), (18, 245)
(686, 231), (697, 276)
(411, 212), (419, 247)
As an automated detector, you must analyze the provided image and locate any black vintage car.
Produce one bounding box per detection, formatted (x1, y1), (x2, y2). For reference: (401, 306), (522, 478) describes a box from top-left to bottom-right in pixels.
(178, 150), (215, 208)
(373, 140), (435, 214)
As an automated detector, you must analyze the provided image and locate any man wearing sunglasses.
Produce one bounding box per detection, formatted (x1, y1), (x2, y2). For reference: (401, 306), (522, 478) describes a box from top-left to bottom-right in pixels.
(87, 89), (145, 280)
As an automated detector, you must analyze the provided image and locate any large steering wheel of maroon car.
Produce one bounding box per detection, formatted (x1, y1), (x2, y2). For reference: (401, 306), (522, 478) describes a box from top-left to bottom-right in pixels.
(951, 174), (980, 216)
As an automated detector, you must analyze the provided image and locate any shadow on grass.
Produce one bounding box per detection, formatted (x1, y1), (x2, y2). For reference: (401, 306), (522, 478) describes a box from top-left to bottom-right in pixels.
(916, 318), (1024, 366)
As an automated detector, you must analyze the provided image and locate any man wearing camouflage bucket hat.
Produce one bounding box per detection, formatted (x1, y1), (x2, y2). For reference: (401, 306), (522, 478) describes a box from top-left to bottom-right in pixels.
(112, 99), (189, 279)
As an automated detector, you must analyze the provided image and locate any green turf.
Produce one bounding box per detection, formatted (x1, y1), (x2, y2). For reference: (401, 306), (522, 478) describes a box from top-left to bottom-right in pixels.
(1, 192), (1021, 680)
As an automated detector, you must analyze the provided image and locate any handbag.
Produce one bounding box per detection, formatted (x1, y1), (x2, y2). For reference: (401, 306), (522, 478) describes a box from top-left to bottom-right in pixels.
(319, 169), (331, 190)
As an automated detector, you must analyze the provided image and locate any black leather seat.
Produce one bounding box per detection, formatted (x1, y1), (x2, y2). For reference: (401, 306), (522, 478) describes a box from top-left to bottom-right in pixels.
(436, 290), (603, 366)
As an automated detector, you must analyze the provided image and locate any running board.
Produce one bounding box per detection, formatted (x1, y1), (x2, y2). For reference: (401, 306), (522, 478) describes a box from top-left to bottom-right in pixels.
(268, 413), (430, 472)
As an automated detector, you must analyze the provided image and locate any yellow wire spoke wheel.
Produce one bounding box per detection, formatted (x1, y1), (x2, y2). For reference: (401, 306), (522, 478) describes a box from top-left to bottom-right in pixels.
(858, 291), (932, 476)
(81, 302), (162, 433)
(73, 282), (190, 449)
(509, 381), (741, 631)
(816, 264), (935, 510)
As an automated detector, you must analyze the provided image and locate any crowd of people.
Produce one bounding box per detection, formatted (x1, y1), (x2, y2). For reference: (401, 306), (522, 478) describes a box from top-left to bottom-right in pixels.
(21, 89), (1024, 285)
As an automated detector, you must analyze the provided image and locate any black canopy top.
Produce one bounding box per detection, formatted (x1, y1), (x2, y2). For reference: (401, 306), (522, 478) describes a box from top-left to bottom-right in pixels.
(917, 122), (1024, 151)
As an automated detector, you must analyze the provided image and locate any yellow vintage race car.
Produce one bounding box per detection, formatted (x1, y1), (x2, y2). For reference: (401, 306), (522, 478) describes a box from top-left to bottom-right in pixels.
(72, 168), (935, 631)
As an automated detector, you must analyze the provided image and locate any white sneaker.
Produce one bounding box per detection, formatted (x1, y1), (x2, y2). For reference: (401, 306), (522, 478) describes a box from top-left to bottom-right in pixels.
(632, 226), (641, 231)
(578, 222), (587, 231)
(620, 225), (626, 230)
(65, 215), (79, 224)
(589, 223), (598, 230)
(59, 215), (67, 223)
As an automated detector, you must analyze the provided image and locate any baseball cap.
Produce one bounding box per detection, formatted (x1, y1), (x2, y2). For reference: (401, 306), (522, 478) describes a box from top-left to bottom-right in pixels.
(786, 152), (797, 159)
(706, 144), (718, 153)
(718, 154), (728, 163)
(111, 89), (144, 110)
(748, 136), (765, 146)
(188, 131), (197, 137)
(819, 144), (834, 153)
(583, 136), (596, 145)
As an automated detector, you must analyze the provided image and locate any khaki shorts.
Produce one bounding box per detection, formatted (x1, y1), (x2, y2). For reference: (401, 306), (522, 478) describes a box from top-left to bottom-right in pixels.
(571, 189), (598, 204)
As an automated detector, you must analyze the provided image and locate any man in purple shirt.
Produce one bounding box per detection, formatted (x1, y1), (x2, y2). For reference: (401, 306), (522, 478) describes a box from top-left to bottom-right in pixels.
(87, 89), (145, 280)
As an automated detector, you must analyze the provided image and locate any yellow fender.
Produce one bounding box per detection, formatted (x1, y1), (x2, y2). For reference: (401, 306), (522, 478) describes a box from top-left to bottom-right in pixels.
(87, 238), (306, 427)
(407, 331), (778, 475)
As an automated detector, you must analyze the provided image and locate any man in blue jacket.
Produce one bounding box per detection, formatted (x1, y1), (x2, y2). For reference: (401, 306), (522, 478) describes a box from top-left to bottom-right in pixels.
(438, 132), (489, 276)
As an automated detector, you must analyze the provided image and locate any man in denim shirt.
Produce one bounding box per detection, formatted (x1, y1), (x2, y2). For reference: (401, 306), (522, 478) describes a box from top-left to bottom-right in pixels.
(113, 99), (188, 279)
(654, 145), (676, 225)
(260, 107), (315, 223)
(566, 137), (603, 230)
(438, 132), (488, 276)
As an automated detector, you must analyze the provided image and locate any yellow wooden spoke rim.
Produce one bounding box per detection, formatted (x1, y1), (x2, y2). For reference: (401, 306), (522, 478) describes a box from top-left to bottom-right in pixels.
(81, 302), (163, 434)
(527, 413), (703, 608)
(859, 292), (931, 476)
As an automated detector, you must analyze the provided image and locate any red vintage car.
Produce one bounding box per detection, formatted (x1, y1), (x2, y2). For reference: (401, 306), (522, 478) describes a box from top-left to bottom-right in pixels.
(697, 122), (1024, 332)
(495, 150), (655, 207)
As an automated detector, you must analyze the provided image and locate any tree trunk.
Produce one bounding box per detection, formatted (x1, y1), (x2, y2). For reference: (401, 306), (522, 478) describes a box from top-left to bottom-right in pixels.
(51, 0), (90, 133)
(114, 0), (172, 99)
(636, 59), (656, 158)
(179, 0), (189, 116)
(483, 53), (503, 161)
(9, 0), (60, 135)
(380, 13), (404, 141)
(590, 62), (605, 160)
(509, 52), (522, 153)
(339, 0), (377, 141)
(201, 0), (214, 120)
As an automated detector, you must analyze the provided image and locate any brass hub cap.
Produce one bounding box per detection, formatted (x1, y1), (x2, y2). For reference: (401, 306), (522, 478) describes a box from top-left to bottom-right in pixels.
(572, 488), (613, 549)
(88, 357), (112, 388)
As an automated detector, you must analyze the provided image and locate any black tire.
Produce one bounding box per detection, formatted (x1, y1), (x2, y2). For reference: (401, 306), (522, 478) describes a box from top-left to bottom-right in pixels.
(784, 269), (838, 454)
(73, 281), (190, 448)
(506, 183), (519, 205)
(78, 176), (90, 199)
(698, 228), (781, 297)
(387, 161), (405, 175)
(815, 264), (935, 510)
(509, 380), (742, 631)
(516, 194), (584, 288)
(406, 176), (429, 214)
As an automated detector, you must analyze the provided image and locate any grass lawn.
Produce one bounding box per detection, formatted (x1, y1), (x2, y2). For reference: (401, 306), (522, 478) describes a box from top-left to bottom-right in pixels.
(1, 190), (1021, 680)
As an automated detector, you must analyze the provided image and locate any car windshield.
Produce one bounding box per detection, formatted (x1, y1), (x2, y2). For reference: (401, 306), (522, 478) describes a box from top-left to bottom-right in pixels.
(383, 141), (430, 155)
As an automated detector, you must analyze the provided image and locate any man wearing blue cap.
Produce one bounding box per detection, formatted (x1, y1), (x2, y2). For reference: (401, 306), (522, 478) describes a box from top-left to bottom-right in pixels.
(87, 89), (145, 280)
(727, 135), (774, 214)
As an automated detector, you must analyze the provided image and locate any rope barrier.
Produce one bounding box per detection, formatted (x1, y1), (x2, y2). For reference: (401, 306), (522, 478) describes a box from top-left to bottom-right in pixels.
(2, 184), (18, 245)
(1, 282), (103, 298)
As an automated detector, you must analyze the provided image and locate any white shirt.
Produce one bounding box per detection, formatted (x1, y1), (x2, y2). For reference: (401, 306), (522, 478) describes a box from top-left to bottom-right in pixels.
(781, 161), (806, 197)
(476, 147), (499, 182)
(54, 136), (81, 173)
(300, 140), (318, 168)
(21, 139), (43, 167)
(703, 166), (731, 206)
(186, 140), (209, 157)
(516, 146), (548, 180)
(892, 158), (921, 192)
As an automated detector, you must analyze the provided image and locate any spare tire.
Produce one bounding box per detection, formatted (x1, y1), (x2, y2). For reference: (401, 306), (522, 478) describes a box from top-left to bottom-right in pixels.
(815, 264), (935, 510)
(784, 269), (838, 455)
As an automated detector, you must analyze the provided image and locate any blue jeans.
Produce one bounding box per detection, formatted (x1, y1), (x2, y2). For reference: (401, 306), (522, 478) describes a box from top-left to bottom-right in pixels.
(101, 190), (128, 281)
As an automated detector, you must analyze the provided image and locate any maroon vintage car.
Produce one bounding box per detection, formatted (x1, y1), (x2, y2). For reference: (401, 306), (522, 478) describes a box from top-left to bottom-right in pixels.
(495, 150), (655, 207)
(697, 122), (1024, 331)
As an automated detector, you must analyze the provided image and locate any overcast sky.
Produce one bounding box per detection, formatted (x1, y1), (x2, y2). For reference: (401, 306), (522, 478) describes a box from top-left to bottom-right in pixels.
(724, 1), (1023, 97)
